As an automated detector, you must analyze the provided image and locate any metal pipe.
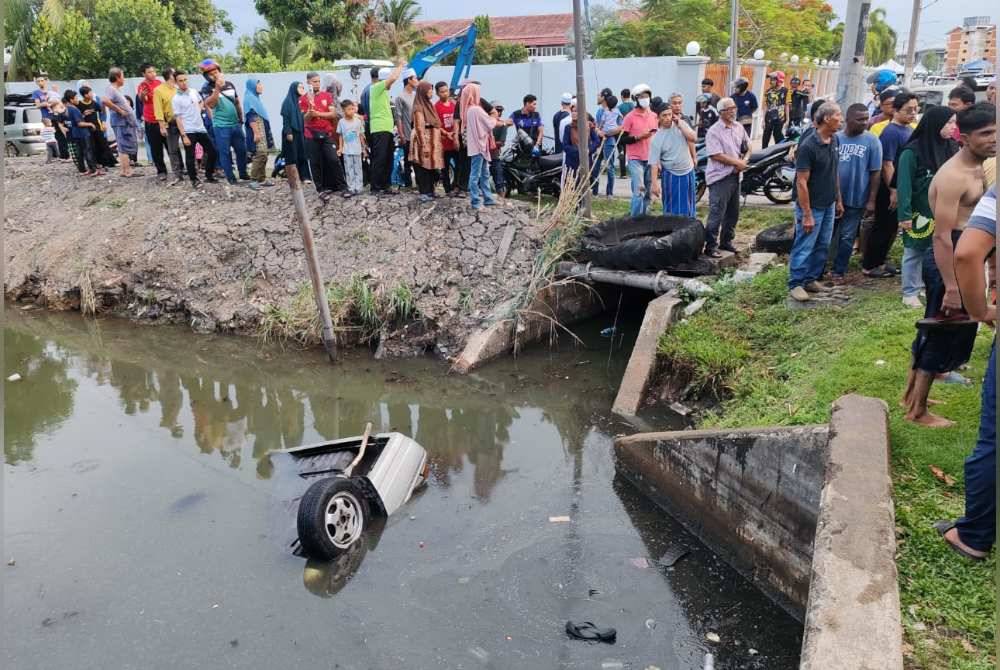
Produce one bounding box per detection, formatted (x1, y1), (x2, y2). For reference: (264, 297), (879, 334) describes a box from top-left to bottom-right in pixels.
(286, 165), (337, 362)
(556, 261), (683, 294)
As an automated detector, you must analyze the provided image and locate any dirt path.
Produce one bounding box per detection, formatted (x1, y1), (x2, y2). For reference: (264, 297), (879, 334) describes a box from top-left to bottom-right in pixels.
(4, 158), (545, 358)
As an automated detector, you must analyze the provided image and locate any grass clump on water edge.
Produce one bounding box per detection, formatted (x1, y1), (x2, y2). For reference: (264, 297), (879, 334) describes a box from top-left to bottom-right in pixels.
(657, 266), (995, 668)
(258, 275), (419, 347)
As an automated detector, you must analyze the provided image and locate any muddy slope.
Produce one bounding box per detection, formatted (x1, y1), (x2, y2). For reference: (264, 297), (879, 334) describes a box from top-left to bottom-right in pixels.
(4, 159), (544, 357)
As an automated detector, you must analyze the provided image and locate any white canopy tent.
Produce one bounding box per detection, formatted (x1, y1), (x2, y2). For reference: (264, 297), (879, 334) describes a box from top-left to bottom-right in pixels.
(876, 59), (905, 74)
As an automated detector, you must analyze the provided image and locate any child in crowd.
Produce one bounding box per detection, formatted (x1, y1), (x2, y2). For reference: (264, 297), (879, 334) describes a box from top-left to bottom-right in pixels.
(337, 100), (366, 195)
(42, 118), (58, 163)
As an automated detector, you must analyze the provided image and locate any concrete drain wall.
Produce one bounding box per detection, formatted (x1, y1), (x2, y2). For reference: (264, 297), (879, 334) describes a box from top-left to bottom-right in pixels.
(615, 395), (903, 670)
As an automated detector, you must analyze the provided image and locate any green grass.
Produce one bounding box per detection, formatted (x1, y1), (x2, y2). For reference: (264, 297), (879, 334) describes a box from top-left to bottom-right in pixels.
(258, 275), (420, 346)
(658, 268), (995, 669)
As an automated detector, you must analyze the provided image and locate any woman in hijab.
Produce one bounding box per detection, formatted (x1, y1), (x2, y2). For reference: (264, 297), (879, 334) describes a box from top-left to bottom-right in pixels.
(280, 81), (311, 181)
(244, 79), (275, 187)
(410, 81), (444, 202)
(461, 83), (499, 209)
(895, 104), (958, 309)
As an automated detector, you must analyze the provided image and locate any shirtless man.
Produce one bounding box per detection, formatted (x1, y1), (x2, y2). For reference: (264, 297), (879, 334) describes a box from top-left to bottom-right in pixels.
(903, 102), (997, 427)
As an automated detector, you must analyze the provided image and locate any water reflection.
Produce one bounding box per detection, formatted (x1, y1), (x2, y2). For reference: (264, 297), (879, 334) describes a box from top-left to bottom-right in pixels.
(4, 329), (78, 464)
(4, 313), (530, 501)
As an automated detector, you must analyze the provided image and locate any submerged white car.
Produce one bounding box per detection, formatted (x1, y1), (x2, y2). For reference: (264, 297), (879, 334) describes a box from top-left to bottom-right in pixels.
(279, 426), (429, 560)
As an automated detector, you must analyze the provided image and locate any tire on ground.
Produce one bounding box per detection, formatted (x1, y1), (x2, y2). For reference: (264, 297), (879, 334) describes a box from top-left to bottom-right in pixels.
(296, 476), (370, 561)
(580, 215), (706, 271)
(754, 222), (795, 254)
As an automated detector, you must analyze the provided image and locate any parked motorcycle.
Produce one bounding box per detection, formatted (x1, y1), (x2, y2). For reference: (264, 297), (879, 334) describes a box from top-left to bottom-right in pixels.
(693, 137), (794, 205)
(501, 129), (563, 197)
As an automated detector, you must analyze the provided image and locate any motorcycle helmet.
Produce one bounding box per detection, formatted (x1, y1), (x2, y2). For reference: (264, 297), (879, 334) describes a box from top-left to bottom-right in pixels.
(696, 93), (710, 105)
(772, 71), (785, 85)
(790, 76), (801, 86)
(199, 58), (220, 82)
(732, 77), (749, 94)
(867, 69), (898, 93)
(632, 83), (652, 98)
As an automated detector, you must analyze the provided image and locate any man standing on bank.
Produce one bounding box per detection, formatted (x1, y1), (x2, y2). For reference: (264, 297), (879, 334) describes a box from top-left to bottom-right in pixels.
(172, 70), (218, 187)
(703, 97), (750, 257)
(903, 103), (997, 428)
(367, 61), (405, 195)
(788, 102), (844, 302)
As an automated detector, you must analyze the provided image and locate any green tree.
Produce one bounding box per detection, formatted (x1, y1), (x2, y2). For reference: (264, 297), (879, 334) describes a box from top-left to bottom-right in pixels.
(90, 0), (199, 75)
(375, 0), (427, 59)
(4, 0), (67, 81)
(166, 0), (234, 52)
(921, 50), (940, 73)
(254, 0), (368, 58)
(831, 6), (896, 64)
(240, 26), (317, 70)
(25, 10), (100, 80)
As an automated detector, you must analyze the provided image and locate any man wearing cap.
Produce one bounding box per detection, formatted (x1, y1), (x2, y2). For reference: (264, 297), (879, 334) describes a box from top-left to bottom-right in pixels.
(200, 59), (251, 186)
(553, 93), (573, 153)
(368, 61), (406, 195)
(511, 94), (544, 152)
(395, 68), (419, 188)
(620, 83), (658, 216)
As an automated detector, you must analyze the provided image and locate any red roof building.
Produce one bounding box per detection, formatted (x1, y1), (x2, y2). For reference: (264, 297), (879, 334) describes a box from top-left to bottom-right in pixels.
(415, 14), (575, 58)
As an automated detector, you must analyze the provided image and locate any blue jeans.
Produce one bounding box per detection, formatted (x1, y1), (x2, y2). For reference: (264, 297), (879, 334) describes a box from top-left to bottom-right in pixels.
(901, 245), (925, 298)
(212, 124), (248, 181)
(789, 203), (836, 289)
(490, 156), (505, 194)
(830, 207), (863, 276)
(469, 154), (495, 208)
(955, 342), (996, 552)
(628, 158), (651, 216)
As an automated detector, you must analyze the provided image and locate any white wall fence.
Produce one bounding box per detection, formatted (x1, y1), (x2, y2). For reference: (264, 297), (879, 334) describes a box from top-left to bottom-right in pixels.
(6, 56), (841, 144)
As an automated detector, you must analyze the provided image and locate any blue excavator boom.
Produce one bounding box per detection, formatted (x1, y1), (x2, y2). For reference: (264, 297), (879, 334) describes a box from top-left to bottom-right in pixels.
(407, 24), (478, 91)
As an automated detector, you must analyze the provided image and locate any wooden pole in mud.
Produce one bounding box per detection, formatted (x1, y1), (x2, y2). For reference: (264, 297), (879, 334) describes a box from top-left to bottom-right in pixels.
(285, 165), (337, 362)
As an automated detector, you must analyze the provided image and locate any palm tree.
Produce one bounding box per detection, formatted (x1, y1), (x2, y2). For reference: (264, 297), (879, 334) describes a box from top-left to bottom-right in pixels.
(864, 8), (897, 66)
(250, 26), (315, 69)
(374, 0), (426, 59)
(5, 0), (65, 81)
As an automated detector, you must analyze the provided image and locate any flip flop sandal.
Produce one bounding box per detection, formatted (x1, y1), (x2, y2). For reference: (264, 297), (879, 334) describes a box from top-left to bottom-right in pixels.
(937, 371), (973, 386)
(933, 520), (986, 562)
(565, 621), (617, 644)
(863, 268), (894, 278)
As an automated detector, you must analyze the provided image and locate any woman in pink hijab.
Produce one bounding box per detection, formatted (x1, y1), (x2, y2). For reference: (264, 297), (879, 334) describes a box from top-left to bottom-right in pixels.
(461, 83), (499, 209)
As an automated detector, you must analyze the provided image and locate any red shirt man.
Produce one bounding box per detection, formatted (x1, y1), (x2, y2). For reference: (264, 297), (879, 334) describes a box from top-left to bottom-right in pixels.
(434, 83), (457, 152)
(299, 81), (335, 139)
(136, 64), (163, 125)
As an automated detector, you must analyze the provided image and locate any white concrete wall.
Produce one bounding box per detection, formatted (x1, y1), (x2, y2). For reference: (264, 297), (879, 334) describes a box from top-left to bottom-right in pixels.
(6, 56), (705, 146)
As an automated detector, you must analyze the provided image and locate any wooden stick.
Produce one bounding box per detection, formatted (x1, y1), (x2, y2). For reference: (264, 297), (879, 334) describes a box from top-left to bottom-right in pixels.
(347, 422), (374, 476)
(285, 164), (337, 362)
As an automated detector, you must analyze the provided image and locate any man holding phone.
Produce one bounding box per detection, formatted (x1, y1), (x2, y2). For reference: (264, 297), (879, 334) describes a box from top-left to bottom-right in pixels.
(199, 59), (251, 187)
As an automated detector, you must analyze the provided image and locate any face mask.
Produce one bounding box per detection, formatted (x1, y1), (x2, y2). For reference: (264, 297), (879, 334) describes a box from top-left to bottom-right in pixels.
(638, 98), (650, 109)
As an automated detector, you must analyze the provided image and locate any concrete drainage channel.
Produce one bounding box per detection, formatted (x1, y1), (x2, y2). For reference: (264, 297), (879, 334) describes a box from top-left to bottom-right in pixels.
(452, 255), (906, 668)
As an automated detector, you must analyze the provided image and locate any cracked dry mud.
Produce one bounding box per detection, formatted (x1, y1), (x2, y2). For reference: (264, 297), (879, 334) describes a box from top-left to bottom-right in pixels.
(4, 160), (546, 358)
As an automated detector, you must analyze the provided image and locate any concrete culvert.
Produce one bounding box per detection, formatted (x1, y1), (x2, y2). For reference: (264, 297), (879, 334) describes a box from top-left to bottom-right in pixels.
(580, 215), (705, 271)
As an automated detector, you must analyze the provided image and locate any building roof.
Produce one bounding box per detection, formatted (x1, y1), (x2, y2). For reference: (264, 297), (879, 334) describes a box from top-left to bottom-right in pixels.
(415, 14), (575, 48)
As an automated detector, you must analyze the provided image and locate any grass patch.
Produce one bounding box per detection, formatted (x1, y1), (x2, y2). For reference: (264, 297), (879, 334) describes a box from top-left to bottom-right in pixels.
(258, 275), (420, 346)
(657, 267), (995, 668)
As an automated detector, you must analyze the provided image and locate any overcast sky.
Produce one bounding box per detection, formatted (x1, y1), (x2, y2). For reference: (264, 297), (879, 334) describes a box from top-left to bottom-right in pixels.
(215, 0), (998, 53)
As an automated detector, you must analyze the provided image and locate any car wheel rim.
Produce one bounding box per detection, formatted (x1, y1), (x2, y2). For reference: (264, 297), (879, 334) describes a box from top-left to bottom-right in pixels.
(324, 491), (363, 548)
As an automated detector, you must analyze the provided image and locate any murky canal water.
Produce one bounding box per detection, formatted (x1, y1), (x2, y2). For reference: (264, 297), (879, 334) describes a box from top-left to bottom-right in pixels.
(4, 308), (802, 669)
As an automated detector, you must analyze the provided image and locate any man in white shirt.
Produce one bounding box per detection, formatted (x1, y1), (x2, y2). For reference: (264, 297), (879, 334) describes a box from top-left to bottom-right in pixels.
(171, 70), (218, 187)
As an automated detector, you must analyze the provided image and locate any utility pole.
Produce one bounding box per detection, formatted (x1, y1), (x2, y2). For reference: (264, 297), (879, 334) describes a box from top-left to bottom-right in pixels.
(728, 0), (740, 86)
(835, 0), (871, 109)
(572, 0), (591, 216)
(903, 0), (921, 84)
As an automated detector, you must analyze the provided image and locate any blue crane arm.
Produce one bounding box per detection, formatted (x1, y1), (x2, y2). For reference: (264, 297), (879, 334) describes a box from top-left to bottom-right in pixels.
(407, 24), (478, 92)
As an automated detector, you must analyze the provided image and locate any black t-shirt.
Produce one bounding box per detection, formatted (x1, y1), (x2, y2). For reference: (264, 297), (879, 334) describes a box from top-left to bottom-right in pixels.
(794, 131), (839, 208)
(552, 110), (569, 151)
(789, 90), (810, 123)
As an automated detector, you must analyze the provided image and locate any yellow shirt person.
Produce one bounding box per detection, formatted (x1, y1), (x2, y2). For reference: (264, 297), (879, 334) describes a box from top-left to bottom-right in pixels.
(153, 82), (177, 125)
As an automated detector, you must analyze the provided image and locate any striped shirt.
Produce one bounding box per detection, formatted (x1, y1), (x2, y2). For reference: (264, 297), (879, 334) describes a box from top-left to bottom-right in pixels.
(967, 186), (996, 238)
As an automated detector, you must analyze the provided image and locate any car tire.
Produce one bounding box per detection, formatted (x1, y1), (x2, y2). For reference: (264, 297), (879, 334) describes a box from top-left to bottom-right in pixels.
(5, 142), (19, 158)
(581, 215), (706, 271)
(297, 477), (369, 560)
(754, 222), (795, 253)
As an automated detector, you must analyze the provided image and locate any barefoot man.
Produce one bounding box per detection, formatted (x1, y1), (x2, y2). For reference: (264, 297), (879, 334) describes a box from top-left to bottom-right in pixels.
(903, 102), (997, 427)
